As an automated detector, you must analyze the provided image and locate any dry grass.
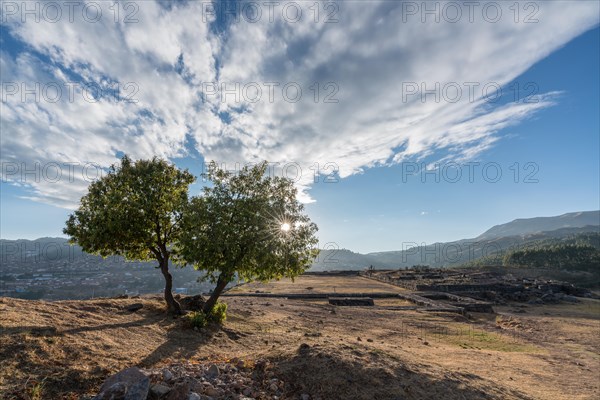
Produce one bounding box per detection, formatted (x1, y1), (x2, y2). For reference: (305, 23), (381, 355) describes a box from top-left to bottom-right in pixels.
(228, 275), (407, 294)
(1, 277), (599, 399)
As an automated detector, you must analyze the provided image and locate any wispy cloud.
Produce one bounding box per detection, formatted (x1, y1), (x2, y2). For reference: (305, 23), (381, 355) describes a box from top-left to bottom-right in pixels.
(1, 1), (598, 208)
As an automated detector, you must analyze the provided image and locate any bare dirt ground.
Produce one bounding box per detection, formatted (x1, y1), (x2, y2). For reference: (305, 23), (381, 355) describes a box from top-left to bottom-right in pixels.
(228, 275), (408, 294)
(1, 275), (598, 399)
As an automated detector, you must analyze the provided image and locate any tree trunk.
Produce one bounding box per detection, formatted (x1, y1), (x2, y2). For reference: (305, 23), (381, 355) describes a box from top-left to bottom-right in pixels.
(159, 258), (182, 314)
(203, 273), (230, 314)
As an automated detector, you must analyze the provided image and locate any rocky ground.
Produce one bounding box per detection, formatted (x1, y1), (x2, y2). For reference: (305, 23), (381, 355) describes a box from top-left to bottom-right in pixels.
(90, 358), (289, 400)
(1, 276), (599, 399)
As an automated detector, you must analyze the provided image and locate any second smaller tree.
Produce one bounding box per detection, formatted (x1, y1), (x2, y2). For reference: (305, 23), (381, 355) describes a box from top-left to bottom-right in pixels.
(179, 161), (319, 315)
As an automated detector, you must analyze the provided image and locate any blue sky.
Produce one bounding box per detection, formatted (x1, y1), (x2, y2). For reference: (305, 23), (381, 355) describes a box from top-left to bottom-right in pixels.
(1, 1), (599, 253)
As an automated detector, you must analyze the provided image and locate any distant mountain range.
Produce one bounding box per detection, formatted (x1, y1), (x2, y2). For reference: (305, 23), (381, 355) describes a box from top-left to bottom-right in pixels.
(311, 211), (600, 271)
(476, 211), (599, 240)
(1, 211), (598, 274)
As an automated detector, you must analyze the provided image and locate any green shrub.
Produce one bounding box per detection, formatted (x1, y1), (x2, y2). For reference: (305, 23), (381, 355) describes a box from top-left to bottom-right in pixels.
(186, 301), (228, 329)
(187, 311), (209, 328)
(210, 301), (227, 323)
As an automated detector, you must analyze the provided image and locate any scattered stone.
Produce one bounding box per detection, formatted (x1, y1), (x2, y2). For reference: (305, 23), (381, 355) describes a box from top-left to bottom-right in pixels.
(150, 383), (171, 397)
(203, 386), (219, 397)
(301, 394), (310, 400)
(162, 369), (174, 382)
(166, 381), (192, 400)
(122, 358), (285, 400)
(126, 303), (144, 312)
(298, 343), (310, 353)
(206, 364), (220, 378)
(179, 295), (206, 311)
(304, 332), (321, 337)
(93, 367), (150, 400)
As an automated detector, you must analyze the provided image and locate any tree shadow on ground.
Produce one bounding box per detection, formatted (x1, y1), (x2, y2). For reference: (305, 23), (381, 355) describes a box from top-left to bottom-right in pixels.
(0, 311), (163, 338)
(0, 325), (60, 337)
(138, 322), (218, 367)
(0, 308), (217, 399)
(270, 343), (533, 400)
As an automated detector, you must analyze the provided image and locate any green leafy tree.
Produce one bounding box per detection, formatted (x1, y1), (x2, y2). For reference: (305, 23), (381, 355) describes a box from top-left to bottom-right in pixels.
(64, 156), (195, 313)
(503, 243), (600, 271)
(179, 161), (319, 314)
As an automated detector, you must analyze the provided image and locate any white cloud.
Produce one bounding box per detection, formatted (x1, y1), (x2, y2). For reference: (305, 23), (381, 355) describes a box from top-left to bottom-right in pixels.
(1, 0), (598, 208)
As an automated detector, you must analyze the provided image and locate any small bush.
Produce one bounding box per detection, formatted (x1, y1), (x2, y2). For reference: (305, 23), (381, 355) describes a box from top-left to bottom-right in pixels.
(186, 301), (227, 329)
(210, 301), (228, 323)
(187, 311), (209, 328)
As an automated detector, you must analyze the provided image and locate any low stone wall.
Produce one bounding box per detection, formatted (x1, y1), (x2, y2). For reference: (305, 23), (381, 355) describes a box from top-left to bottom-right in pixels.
(418, 292), (494, 313)
(415, 284), (523, 293)
(328, 297), (375, 306)
(222, 292), (401, 299)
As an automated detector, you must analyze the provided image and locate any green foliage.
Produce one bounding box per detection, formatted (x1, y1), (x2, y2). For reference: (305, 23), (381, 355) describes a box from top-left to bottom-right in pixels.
(211, 301), (228, 323)
(179, 161), (319, 313)
(64, 156), (195, 261)
(503, 243), (600, 271)
(63, 156), (319, 314)
(63, 155), (195, 312)
(186, 311), (209, 328)
(179, 161), (319, 283)
(458, 232), (600, 269)
(186, 301), (228, 328)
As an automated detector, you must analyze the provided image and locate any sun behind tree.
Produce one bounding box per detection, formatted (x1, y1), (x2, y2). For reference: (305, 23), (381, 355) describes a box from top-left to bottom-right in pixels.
(64, 155), (195, 314)
(179, 161), (320, 315)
